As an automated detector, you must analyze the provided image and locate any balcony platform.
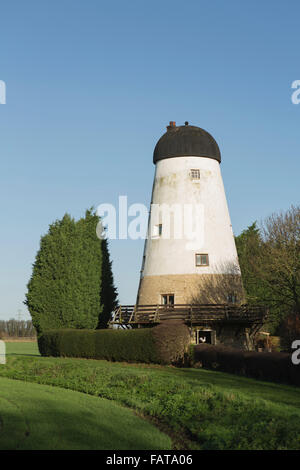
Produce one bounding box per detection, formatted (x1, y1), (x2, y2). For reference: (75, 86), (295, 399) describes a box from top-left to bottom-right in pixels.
(109, 304), (268, 330)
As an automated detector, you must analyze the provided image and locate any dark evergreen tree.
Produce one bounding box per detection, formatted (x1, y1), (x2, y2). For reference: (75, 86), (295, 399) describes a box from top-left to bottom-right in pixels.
(98, 237), (118, 328)
(25, 209), (117, 334)
(235, 222), (266, 304)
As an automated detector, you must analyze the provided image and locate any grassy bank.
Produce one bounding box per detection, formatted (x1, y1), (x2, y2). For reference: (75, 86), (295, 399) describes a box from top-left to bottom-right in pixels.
(0, 376), (171, 450)
(2, 341), (300, 450)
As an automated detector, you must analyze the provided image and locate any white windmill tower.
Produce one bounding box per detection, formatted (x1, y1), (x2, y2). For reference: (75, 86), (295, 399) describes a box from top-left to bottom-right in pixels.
(136, 121), (243, 307)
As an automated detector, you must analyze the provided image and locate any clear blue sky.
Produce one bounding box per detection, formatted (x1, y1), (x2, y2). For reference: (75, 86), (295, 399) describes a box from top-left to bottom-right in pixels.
(0, 0), (299, 320)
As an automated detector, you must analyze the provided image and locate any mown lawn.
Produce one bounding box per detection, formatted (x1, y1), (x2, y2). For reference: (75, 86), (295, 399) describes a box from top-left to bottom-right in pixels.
(0, 376), (171, 450)
(5, 341), (40, 357)
(1, 340), (300, 450)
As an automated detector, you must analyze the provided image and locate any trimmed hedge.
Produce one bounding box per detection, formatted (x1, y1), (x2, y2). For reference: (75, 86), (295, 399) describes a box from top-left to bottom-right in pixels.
(38, 320), (190, 365)
(192, 344), (300, 386)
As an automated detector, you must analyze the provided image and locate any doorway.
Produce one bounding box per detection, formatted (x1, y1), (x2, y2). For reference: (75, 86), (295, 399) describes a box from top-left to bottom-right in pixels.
(195, 330), (212, 344)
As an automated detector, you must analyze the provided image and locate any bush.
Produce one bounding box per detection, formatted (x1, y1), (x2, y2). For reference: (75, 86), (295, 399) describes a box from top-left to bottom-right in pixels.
(193, 344), (300, 386)
(94, 328), (159, 363)
(59, 329), (96, 358)
(38, 321), (190, 365)
(152, 320), (191, 365)
(38, 330), (62, 357)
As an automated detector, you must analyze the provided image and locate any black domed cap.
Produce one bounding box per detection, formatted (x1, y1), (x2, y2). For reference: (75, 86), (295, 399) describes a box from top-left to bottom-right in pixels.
(153, 122), (221, 164)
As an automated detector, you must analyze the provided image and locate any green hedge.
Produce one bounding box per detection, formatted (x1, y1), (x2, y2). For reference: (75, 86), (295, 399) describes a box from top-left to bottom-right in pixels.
(192, 344), (300, 386)
(38, 320), (190, 365)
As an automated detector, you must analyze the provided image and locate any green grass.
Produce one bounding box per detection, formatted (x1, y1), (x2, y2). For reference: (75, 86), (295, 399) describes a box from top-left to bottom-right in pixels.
(0, 376), (171, 450)
(5, 341), (40, 357)
(1, 341), (300, 450)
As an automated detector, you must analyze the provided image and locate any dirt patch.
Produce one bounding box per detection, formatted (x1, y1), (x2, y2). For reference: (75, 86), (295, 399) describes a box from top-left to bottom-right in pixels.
(133, 410), (193, 450)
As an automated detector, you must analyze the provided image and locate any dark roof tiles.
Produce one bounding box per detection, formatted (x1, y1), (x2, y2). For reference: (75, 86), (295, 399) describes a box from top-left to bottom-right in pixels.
(153, 124), (221, 164)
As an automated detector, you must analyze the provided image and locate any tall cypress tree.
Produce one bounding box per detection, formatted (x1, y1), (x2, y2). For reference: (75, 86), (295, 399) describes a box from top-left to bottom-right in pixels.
(98, 237), (118, 328)
(25, 209), (117, 334)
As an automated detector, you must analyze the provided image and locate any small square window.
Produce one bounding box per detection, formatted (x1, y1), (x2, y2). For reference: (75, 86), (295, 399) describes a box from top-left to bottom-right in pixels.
(195, 253), (209, 266)
(161, 294), (174, 305)
(190, 169), (200, 179)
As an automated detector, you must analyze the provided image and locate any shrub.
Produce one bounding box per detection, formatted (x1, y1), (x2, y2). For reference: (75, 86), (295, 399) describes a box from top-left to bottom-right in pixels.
(59, 329), (96, 358)
(38, 329), (97, 358)
(94, 328), (159, 363)
(37, 320), (190, 365)
(38, 330), (63, 357)
(152, 320), (191, 365)
(193, 344), (300, 386)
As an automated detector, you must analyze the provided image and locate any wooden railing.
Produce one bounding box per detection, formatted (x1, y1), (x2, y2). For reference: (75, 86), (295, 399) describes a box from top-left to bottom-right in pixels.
(109, 304), (268, 326)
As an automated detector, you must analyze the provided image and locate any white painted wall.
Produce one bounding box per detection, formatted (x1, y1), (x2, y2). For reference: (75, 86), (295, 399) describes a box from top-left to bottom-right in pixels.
(140, 156), (240, 277)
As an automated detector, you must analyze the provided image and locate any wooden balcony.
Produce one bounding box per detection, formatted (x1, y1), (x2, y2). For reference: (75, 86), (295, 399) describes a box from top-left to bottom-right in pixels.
(108, 304), (268, 328)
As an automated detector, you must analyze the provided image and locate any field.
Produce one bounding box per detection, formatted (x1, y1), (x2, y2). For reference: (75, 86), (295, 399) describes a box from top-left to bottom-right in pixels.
(1, 341), (300, 450)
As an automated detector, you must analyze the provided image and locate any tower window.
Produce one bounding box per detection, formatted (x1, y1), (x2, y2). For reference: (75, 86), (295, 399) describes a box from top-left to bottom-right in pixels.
(153, 224), (162, 237)
(195, 253), (209, 266)
(190, 169), (200, 179)
(161, 294), (174, 305)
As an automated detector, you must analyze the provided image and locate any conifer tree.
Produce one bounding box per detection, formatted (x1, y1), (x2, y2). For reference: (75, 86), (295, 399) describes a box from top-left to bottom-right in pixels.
(98, 237), (118, 328)
(235, 222), (265, 304)
(25, 209), (117, 334)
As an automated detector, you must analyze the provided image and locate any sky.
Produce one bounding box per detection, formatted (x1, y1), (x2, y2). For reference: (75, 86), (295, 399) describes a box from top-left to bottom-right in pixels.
(0, 0), (299, 320)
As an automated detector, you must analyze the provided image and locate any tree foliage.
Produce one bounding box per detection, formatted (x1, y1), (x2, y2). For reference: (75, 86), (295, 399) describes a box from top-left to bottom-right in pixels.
(259, 206), (300, 316)
(235, 206), (300, 333)
(280, 314), (300, 352)
(235, 222), (266, 304)
(25, 209), (117, 334)
(0, 319), (36, 338)
(98, 238), (118, 328)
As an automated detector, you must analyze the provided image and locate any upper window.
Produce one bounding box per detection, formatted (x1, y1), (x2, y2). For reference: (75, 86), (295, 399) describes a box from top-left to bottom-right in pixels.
(195, 253), (209, 266)
(153, 224), (163, 238)
(190, 169), (200, 180)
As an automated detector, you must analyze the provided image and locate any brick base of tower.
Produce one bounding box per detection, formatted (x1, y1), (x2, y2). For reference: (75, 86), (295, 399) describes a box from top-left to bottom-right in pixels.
(137, 273), (245, 305)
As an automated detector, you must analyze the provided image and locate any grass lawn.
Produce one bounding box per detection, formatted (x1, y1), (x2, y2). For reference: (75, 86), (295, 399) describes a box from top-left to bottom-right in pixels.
(1, 340), (300, 450)
(0, 377), (171, 450)
(5, 341), (40, 357)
